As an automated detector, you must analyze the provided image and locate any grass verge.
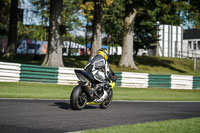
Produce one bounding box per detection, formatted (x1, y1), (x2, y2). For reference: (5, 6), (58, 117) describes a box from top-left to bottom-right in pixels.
(84, 117), (200, 133)
(0, 82), (200, 101)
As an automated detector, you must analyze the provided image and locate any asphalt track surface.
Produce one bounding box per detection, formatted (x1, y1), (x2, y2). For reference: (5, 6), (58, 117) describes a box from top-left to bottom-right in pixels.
(0, 99), (200, 133)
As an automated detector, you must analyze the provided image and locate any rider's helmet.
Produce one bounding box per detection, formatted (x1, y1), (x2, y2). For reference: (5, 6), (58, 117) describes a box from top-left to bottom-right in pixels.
(98, 48), (109, 60)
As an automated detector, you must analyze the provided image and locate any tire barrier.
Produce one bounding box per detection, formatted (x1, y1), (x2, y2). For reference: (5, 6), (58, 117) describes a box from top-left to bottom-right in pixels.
(193, 76), (200, 90)
(0, 62), (21, 82)
(148, 74), (171, 88)
(121, 72), (148, 88)
(20, 64), (58, 83)
(58, 67), (80, 85)
(171, 74), (193, 90)
(0, 61), (199, 90)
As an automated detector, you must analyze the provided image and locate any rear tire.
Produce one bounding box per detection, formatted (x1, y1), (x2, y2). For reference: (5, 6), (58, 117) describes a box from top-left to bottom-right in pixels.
(99, 89), (113, 109)
(70, 85), (87, 110)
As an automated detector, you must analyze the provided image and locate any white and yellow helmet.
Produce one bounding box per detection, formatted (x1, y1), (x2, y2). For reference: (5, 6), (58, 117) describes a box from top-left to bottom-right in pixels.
(98, 49), (109, 60)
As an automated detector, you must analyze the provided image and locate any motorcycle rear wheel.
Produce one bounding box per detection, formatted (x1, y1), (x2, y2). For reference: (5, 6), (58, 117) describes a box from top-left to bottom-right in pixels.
(70, 85), (87, 110)
(99, 89), (113, 109)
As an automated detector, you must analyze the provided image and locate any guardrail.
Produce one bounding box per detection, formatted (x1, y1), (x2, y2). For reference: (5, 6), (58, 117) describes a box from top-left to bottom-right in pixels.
(20, 64), (58, 83)
(58, 67), (79, 85)
(121, 72), (148, 88)
(171, 74), (193, 90)
(0, 62), (21, 82)
(193, 76), (200, 90)
(0, 61), (199, 90)
(148, 74), (171, 88)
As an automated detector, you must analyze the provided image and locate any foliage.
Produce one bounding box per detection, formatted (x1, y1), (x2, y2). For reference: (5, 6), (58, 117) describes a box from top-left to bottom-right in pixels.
(155, 0), (190, 26)
(0, 0), (10, 37)
(30, 0), (83, 41)
(62, 0), (82, 37)
(80, 1), (94, 20)
(186, 0), (200, 28)
(102, 0), (124, 45)
(17, 21), (48, 40)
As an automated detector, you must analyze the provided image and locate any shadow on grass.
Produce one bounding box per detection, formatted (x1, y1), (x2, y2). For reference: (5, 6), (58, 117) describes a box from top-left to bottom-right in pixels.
(0, 54), (89, 67)
(135, 56), (186, 73)
(0, 54), (44, 65)
(63, 56), (89, 68)
(109, 55), (186, 73)
(53, 102), (98, 110)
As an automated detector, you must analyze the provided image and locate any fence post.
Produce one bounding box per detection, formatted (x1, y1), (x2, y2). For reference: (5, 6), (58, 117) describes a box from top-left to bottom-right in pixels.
(175, 41), (177, 57)
(194, 50), (196, 71)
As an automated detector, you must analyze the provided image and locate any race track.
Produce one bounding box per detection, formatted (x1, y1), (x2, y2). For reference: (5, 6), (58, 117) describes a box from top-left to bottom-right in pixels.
(0, 99), (200, 133)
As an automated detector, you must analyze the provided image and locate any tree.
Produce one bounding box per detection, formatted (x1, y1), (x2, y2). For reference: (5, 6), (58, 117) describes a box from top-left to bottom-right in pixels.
(102, 0), (124, 46)
(90, 0), (104, 57)
(31, 0), (82, 40)
(42, 0), (64, 67)
(80, 1), (94, 49)
(82, 0), (113, 57)
(4, 0), (18, 58)
(102, 0), (158, 54)
(134, 12), (159, 55)
(119, 0), (138, 69)
(186, 0), (200, 28)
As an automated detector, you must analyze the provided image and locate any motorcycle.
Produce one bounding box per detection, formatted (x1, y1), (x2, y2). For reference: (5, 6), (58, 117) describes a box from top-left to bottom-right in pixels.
(70, 69), (116, 110)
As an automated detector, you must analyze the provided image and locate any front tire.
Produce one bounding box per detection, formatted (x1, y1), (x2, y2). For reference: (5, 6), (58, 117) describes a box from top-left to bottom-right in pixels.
(99, 89), (113, 109)
(70, 85), (87, 110)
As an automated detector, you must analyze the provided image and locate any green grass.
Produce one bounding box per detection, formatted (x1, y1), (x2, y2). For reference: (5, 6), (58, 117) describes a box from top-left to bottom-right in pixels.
(0, 82), (200, 101)
(0, 55), (199, 76)
(84, 117), (200, 133)
(0, 82), (73, 99)
(114, 87), (200, 101)
(110, 56), (200, 76)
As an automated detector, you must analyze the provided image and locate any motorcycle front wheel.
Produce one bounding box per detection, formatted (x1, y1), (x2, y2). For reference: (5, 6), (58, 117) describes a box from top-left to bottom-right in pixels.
(99, 89), (113, 109)
(70, 85), (87, 110)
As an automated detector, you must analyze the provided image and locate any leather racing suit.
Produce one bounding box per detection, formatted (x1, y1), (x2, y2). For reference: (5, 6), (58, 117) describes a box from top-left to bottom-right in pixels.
(84, 54), (111, 83)
(84, 54), (117, 101)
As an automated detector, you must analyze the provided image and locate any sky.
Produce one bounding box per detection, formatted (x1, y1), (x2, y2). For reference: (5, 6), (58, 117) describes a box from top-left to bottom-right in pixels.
(20, 0), (44, 26)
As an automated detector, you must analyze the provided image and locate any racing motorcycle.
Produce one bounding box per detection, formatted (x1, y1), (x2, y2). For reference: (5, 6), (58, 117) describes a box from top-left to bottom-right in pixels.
(70, 69), (116, 110)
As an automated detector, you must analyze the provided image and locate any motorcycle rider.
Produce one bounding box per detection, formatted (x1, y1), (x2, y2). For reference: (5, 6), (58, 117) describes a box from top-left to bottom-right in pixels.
(84, 48), (117, 102)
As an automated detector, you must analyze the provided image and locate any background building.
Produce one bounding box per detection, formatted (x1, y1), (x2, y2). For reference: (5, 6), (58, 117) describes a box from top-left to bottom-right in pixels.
(157, 24), (183, 57)
(182, 29), (200, 58)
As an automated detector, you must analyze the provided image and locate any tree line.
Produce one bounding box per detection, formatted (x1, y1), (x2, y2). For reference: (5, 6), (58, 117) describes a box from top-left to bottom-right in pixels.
(0, 0), (199, 69)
